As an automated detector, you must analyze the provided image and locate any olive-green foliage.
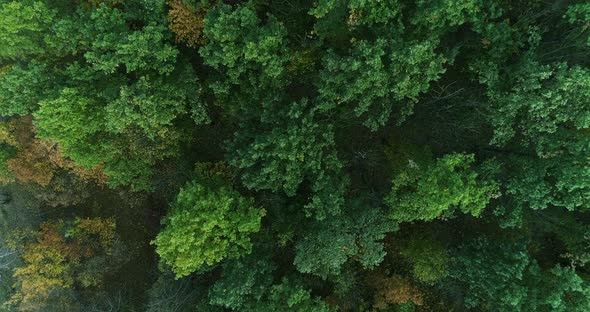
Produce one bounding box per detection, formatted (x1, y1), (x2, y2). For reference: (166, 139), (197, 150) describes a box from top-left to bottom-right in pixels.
(0, 147), (14, 184)
(35, 88), (104, 167)
(0, 62), (54, 117)
(400, 235), (449, 284)
(34, 87), (176, 191)
(566, 3), (590, 47)
(472, 54), (590, 226)
(385, 153), (498, 222)
(105, 67), (207, 137)
(487, 61), (590, 154)
(203, 248), (333, 311)
(487, 60), (590, 212)
(312, 0), (491, 130)
(533, 265), (590, 312)
(153, 180), (265, 278)
(201, 3), (348, 219)
(3, 0), (590, 311)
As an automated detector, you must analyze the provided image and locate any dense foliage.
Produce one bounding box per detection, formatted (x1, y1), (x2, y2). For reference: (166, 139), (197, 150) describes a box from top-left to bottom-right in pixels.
(1, 0), (590, 311)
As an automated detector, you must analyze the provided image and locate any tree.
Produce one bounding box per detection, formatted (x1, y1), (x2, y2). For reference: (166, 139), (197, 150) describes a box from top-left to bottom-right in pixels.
(8, 218), (126, 311)
(317, 38), (446, 130)
(448, 236), (590, 311)
(385, 153), (498, 222)
(199, 2), (289, 102)
(167, 0), (208, 47)
(105, 65), (207, 137)
(1, 0), (208, 191)
(0, 116), (104, 207)
(208, 248), (276, 310)
(227, 99), (348, 219)
(400, 235), (449, 284)
(566, 3), (590, 47)
(311, 0), (491, 130)
(3, 1), (590, 311)
(367, 273), (424, 310)
(294, 197), (397, 278)
(239, 278), (335, 312)
(0, 62), (55, 117)
(475, 56), (590, 225)
(152, 180), (265, 277)
(0, 1), (55, 61)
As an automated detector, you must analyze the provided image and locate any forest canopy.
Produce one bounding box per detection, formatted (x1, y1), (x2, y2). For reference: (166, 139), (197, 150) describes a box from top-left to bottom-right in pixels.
(1, 0), (590, 311)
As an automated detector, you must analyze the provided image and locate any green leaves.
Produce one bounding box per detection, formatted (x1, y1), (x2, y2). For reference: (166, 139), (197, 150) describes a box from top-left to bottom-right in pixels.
(449, 237), (590, 311)
(78, 4), (177, 75)
(487, 61), (590, 149)
(400, 235), (449, 284)
(0, 1), (55, 60)
(227, 99), (348, 219)
(115, 25), (178, 74)
(35, 88), (105, 167)
(153, 180), (265, 278)
(4, 1), (590, 310)
(0, 62), (54, 116)
(294, 198), (397, 278)
(566, 3), (590, 46)
(484, 59), (590, 215)
(0, 1), (209, 190)
(105, 65), (206, 138)
(199, 3), (289, 98)
(317, 38), (446, 130)
(240, 278), (335, 312)
(449, 237), (532, 311)
(385, 153), (498, 222)
(208, 251), (276, 309)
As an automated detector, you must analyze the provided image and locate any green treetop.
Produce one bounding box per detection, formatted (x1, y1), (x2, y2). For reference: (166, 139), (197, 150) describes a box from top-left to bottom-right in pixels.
(385, 153), (498, 222)
(153, 180), (265, 278)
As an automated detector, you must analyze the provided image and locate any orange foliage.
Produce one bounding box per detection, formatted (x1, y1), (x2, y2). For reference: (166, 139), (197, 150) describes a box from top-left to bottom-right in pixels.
(367, 273), (424, 310)
(9, 218), (117, 311)
(39, 139), (107, 184)
(7, 140), (55, 186)
(0, 116), (107, 187)
(167, 0), (208, 47)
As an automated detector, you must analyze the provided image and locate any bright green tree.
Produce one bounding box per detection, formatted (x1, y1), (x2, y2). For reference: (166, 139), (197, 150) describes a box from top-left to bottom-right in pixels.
(385, 153), (498, 222)
(0, 1), (55, 61)
(153, 180), (265, 277)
